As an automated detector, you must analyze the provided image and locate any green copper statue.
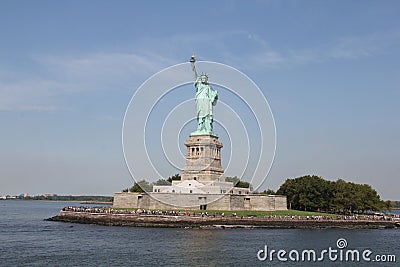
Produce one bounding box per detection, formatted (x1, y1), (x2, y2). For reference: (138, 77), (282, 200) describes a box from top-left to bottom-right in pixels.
(190, 55), (218, 136)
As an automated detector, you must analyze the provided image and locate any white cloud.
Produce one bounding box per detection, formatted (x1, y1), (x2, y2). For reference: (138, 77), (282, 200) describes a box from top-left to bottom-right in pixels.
(286, 30), (400, 66)
(235, 29), (400, 69)
(329, 35), (383, 59)
(0, 79), (68, 111)
(0, 52), (176, 111)
(35, 52), (174, 79)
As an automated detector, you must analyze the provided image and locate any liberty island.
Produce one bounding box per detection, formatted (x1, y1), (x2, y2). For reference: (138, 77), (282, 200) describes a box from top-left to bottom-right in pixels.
(48, 58), (400, 229)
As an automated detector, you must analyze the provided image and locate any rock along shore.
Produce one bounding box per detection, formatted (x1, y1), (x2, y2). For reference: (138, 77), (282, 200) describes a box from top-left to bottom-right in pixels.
(47, 211), (400, 229)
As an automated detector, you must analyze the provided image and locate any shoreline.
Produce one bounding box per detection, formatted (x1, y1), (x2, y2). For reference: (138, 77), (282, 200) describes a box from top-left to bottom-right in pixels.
(79, 201), (113, 205)
(47, 211), (400, 229)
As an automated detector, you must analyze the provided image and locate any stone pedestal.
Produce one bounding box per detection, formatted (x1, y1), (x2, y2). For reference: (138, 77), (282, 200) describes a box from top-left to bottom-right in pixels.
(181, 134), (225, 183)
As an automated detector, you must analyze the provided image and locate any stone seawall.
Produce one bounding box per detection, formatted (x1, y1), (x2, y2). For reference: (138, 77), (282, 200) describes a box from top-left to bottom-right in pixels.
(48, 211), (400, 229)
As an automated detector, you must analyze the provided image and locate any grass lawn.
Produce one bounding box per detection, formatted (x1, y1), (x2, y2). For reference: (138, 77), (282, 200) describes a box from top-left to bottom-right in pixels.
(188, 209), (337, 218)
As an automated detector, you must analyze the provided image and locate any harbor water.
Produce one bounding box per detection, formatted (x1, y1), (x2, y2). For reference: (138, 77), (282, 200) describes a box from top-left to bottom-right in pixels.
(0, 201), (398, 266)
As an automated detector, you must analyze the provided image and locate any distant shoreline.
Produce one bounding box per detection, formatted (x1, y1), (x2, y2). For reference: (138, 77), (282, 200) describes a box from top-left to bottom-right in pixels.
(79, 201), (113, 205)
(48, 211), (400, 229)
(0, 197), (113, 203)
(0, 199), (112, 204)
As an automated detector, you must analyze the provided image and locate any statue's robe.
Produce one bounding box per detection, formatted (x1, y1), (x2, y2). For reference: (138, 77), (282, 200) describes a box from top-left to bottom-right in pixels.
(194, 79), (218, 132)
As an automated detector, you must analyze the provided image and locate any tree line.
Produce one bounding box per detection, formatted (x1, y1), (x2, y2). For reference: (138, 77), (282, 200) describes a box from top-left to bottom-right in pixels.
(276, 175), (392, 213)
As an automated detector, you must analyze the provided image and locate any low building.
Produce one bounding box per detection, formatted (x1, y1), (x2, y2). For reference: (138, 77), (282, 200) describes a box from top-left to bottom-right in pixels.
(114, 192), (287, 211)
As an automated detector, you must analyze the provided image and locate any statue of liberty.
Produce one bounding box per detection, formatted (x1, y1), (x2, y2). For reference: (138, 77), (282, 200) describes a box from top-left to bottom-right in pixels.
(190, 55), (218, 136)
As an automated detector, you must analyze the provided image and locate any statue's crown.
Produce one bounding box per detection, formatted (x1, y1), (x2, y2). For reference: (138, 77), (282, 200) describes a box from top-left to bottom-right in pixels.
(200, 72), (209, 79)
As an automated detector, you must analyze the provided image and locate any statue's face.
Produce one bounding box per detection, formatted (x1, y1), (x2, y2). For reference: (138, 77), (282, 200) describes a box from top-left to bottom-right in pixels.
(201, 75), (208, 83)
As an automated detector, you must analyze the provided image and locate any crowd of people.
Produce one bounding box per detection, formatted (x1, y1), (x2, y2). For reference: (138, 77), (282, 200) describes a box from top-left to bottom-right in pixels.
(61, 206), (399, 221)
(62, 206), (188, 216)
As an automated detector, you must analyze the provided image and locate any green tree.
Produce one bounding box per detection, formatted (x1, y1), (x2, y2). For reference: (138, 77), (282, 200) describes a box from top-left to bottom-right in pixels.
(357, 184), (384, 212)
(154, 179), (170, 186)
(129, 180), (152, 192)
(225, 176), (240, 185)
(277, 175), (333, 212)
(236, 181), (251, 189)
(392, 201), (400, 209)
(385, 200), (393, 212)
(167, 174), (181, 183)
(331, 180), (385, 214)
(226, 176), (252, 189)
(259, 189), (276, 195)
(331, 179), (349, 213)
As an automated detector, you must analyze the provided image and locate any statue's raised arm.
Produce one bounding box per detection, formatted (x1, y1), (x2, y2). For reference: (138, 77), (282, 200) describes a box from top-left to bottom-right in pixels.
(190, 55), (198, 80)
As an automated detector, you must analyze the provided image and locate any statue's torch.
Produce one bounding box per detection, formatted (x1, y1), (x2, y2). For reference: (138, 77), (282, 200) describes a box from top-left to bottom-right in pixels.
(190, 55), (198, 79)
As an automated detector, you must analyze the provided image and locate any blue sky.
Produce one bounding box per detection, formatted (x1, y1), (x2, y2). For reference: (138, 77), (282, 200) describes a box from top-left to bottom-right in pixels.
(1, 1), (399, 199)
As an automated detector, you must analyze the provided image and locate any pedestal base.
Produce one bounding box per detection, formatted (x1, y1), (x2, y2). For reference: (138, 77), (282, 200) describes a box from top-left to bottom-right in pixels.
(181, 134), (224, 183)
